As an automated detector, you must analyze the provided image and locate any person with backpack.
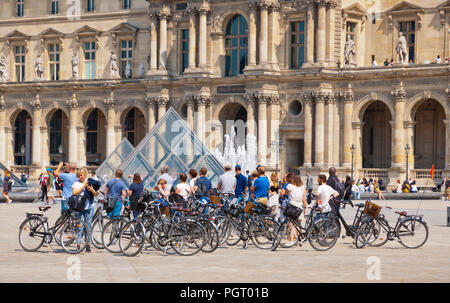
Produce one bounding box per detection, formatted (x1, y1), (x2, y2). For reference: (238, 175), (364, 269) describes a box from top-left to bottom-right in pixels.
(105, 169), (127, 218)
(194, 167), (212, 213)
(128, 173), (144, 219)
(55, 162), (79, 213)
(40, 170), (49, 204)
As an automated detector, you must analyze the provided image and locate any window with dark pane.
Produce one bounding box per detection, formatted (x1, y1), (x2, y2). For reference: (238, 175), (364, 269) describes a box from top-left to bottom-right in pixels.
(121, 40), (133, 78)
(86, 0), (94, 12)
(290, 21), (305, 69)
(225, 15), (248, 77)
(86, 109), (98, 154)
(49, 43), (60, 80)
(181, 29), (189, 72)
(17, 0), (24, 17)
(399, 21), (415, 62)
(50, 110), (63, 154)
(51, 0), (59, 14)
(84, 41), (96, 79)
(14, 45), (25, 82)
(123, 0), (131, 9)
(124, 109), (136, 146)
(346, 21), (356, 41)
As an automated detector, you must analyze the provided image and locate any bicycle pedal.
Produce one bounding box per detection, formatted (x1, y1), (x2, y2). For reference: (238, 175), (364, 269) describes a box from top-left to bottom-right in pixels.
(341, 235), (346, 239)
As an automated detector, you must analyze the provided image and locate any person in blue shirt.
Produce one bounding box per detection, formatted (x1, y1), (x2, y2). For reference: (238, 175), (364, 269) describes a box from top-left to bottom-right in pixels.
(234, 165), (248, 199)
(54, 162), (79, 213)
(194, 167), (212, 213)
(105, 169), (128, 218)
(251, 166), (270, 203)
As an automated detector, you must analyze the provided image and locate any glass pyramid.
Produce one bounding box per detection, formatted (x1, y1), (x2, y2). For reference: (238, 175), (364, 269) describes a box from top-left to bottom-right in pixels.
(118, 107), (224, 188)
(95, 138), (134, 184)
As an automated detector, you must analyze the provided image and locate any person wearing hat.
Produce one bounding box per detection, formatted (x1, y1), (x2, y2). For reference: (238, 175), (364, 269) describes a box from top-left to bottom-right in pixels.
(217, 164), (236, 196)
(234, 165), (247, 199)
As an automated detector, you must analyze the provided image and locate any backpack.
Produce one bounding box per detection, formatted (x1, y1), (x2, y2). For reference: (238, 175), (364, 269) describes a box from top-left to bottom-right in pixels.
(41, 176), (48, 187)
(194, 179), (209, 199)
(335, 181), (346, 199)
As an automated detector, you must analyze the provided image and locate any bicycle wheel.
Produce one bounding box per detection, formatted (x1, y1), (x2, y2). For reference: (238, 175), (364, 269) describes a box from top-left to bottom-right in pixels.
(215, 217), (228, 245)
(170, 220), (206, 256)
(280, 221), (301, 248)
(198, 219), (220, 253)
(354, 220), (375, 249)
(119, 221), (145, 257)
(53, 215), (66, 246)
(225, 221), (242, 246)
(150, 220), (176, 254)
(102, 218), (128, 253)
(91, 216), (108, 249)
(18, 216), (46, 252)
(60, 218), (90, 254)
(367, 217), (389, 247)
(249, 217), (278, 250)
(396, 218), (429, 249)
(308, 218), (340, 251)
(271, 223), (284, 251)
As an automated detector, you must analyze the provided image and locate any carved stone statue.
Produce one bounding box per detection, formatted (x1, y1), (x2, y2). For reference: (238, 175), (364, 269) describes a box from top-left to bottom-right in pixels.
(396, 32), (408, 64)
(125, 62), (132, 78)
(0, 56), (9, 82)
(35, 54), (44, 80)
(344, 34), (357, 67)
(109, 51), (120, 78)
(71, 53), (79, 79)
(138, 63), (145, 78)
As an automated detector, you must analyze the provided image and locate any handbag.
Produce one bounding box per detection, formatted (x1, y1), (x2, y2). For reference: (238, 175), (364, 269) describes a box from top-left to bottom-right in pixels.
(106, 179), (120, 213)
(68, 194), (88, 212)
(283, 203), (303, 220)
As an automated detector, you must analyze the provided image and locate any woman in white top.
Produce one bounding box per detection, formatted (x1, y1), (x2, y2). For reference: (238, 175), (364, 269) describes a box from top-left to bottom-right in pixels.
(72, 168), (98, 253)
(176, 173), (191, 202)
(188, 169), (198, 194)
(282, 174), (307, 245)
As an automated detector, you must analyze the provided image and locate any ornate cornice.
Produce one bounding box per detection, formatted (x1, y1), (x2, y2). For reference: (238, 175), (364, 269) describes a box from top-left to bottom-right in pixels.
(342, 84), (354, 103)
(313, 91), (328, 103)
(156, 97), (170, 106)
(67, 93), (78, 110)
(254, 93), (279, 104)
(105, 91), (115, 110)
(391, 82), (406, 101)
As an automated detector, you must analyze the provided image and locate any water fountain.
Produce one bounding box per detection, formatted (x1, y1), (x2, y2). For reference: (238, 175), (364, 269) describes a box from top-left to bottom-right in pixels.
(213, 126), (258, 173)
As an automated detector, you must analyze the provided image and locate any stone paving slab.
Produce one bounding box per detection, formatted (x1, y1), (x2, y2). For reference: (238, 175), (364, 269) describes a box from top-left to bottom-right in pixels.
(1, 201), (449, 283)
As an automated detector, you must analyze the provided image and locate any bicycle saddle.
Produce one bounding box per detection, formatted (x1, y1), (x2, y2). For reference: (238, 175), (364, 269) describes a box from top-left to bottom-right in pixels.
(396, 211), (407, 216)
(39, 205), (51, 212)
(355, 203), (364, 208)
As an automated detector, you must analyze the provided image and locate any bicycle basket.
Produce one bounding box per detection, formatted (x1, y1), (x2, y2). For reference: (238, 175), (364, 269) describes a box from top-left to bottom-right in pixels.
(229, 204), (241, 217)
(256, 203), (272, 216)
(363, 201), (382, 218)
(210, 195), (221, 205)
(243, 201), (256, 215)
(283, 203), (303, 220)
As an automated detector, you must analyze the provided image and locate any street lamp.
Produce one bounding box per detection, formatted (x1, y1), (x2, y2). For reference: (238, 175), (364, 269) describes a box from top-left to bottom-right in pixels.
(20, 145), (25, 174)
(350, 144), (356, 181)
(405, 144), (411, 182)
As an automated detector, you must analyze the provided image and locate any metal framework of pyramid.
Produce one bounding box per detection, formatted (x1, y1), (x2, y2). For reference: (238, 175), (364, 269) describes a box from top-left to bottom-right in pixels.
(117, 107), (224, 188)
(95, 138), (134, 184)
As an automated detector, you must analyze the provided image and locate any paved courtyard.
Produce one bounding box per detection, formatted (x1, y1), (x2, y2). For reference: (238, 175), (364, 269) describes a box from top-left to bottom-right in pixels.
(1, 199), (449, 283)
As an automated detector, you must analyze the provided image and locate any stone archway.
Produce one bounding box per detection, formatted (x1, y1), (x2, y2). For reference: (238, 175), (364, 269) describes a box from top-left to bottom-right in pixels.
(13, 110), (32, 165)
(362, 101), (392, 168)
(84, 108), (107, 165)
(218, 102), (248, 151)
(413, 99), (445, 169)
(47, 109), (69, 164)
(121, 107), (146, 147)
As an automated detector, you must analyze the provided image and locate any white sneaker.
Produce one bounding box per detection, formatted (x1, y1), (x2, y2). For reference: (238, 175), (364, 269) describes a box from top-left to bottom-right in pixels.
(285, 241), (296, 247)
(6, 200), (12, 205)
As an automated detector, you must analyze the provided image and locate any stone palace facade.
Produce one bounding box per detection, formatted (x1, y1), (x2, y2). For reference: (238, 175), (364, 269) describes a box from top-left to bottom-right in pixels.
(0, 0), (449, 187)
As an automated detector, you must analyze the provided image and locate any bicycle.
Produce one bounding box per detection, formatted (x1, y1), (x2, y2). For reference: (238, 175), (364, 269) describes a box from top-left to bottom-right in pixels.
(355, 203), (429, 249)
(18, 205), (90, 254)
(101, 206), (132, 253)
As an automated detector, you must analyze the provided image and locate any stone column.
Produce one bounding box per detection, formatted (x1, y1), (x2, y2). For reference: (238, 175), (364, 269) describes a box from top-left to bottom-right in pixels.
(342, 86), (354, 166)
(186, 96), (195, 129)
(40, 126), (50, 167)
(269, 4), (280, 69)
(77, 126), (86, 167)
(195, 96), (208, 144)
(314, 92), (325, 167)
(331, 94), (340, 166)
(353, 122), (363, 172)
(187, 9), (197, 70)
(149, 13), (158, 71)
(392, 83), (406, 168)
(269, 96), (280, 166)
(67, 94), (79, 164)
(445, 119), (450, 169)
(157, 97), (169, 121)
(145, 97), (156, 133)
(244, 93), (257, 139)
(326, 2), (336, 66)
(325, 94), (334, 166)
(404, 120), (415, 171)
(303, 93), (313, 167)
(0, 97), (6, 164)
(257, 94), (268, 165)
(316, 0), (327, 65)
(30, 95), (42, 167)
(306, 2), (315, 65)
(198, 5), (209, 69)
(158, 9), (170, 71)
(259, 3), (269, 66)
(105, 94), (116, 158)
(248, 3), (257, 67)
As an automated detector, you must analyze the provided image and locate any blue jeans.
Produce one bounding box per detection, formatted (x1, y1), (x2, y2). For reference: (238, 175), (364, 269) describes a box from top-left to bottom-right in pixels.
(76, 206), (94, 244)
(107, 199), (123, 219)
(352, 190), (360, 200)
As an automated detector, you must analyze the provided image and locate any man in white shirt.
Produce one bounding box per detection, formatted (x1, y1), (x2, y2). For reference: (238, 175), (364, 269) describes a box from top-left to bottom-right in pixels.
(316, 174), (339, 213)
(435, 55), (441, 64)
(217, 164), (236, 196)
(157, 165), (174, 185)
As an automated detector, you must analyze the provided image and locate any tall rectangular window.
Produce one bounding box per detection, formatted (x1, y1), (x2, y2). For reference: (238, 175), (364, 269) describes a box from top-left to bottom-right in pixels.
(399, 21), (415, 63)
(51, 0), (59, 14)
(14, 46), (25, 82)
(86, 0), (94, 12)
(17, 0), (24, 17)
(290, 21), (305, 69)
(84, 42), (96, 80)
(121, 40), (133, 78)
(346, 22), (356, 41)
(49, 43), (60, 80)
(123, 0), (131, 9)
(181, 29), (189, 72)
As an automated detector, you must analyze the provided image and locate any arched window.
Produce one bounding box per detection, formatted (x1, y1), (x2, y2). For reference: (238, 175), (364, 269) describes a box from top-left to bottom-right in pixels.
(49, 110), (62, 154)
(86, 109), (99, 154)
(124, 108), (135, 146)
(225, 15), (248, 77)
(14, 110), (32, 165)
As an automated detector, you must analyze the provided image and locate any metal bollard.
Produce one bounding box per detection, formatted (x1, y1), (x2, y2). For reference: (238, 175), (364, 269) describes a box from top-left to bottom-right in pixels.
(448, 207), (450, 227)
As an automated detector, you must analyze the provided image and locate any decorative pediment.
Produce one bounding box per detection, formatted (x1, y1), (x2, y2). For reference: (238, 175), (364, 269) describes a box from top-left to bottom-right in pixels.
(111, 23), (139, 48)
(438, 0), (450, 25)
(386, 1), (424, 15)
(74, 25), (100, 49)
(438, 0), (450, 9)
(3, 30), (30, 51)
(39, 28), (64, 39)
(342, 3), (367, 17)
